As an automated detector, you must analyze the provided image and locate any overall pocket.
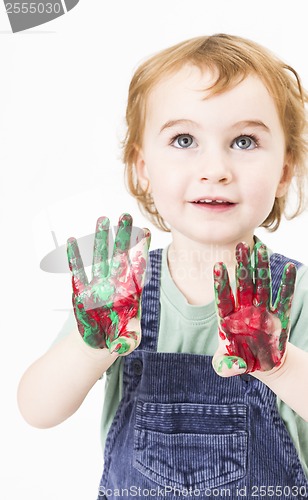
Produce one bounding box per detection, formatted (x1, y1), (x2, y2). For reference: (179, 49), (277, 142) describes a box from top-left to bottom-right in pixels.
(133, 401), (247, 491)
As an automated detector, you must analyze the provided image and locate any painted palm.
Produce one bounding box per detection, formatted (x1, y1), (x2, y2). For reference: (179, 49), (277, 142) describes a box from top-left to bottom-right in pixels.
(213, 242), (296, 376)
(67, 214), (151, 354)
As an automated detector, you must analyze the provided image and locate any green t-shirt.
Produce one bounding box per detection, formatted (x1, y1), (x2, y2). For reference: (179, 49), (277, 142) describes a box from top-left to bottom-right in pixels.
(101, 245), (308, 478)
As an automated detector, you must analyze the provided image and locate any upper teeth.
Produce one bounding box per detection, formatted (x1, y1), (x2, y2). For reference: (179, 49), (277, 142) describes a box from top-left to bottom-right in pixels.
(198, 199), (224, 203)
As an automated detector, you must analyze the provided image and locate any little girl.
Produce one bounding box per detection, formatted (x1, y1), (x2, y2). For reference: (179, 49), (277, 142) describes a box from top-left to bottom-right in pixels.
(18, 34), (308, 499)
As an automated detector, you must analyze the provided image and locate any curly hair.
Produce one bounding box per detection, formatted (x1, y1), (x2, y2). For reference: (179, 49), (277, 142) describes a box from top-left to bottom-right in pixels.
(123, 34), (308, 232)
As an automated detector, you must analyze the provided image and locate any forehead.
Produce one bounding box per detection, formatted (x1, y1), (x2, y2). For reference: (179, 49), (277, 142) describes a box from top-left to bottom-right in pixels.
(145, 65), (281, 130)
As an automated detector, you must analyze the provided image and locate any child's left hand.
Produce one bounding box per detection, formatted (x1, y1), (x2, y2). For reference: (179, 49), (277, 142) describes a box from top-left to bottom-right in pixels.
(212, 242), (296, 377)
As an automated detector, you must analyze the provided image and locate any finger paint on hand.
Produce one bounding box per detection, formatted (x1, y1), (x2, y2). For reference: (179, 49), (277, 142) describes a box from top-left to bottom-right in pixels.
(214, 355), (247, 375)
(213, 241), (296, 374)
(68, 214), (150, 351)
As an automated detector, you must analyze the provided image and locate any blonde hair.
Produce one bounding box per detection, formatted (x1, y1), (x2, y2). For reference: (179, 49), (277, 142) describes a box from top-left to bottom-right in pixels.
(123, 33), (308, 232)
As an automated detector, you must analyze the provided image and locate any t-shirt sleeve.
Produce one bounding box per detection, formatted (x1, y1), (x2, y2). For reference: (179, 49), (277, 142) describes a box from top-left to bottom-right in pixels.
(50, 310), (76, 346)
(288, 265), (308, 352)
(277, 266), (308, 478)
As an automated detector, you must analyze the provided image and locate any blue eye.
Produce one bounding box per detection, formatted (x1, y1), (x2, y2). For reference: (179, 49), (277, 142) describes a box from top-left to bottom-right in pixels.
(232, 135), (258, 150)
(172, 134), (196, 149)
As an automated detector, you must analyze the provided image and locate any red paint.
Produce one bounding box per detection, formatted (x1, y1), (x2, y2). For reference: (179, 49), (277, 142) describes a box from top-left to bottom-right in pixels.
(221, 306), (282, 372)
(214, 242), (295, 374)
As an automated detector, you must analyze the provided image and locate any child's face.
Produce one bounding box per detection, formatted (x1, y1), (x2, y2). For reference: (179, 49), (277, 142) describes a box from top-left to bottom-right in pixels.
(136, 65), (289, 247)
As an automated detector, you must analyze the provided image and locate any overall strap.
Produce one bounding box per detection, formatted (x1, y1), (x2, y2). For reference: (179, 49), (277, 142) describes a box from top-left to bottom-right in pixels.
(270, 253), (303, 304)
(139, 249), (163, 352)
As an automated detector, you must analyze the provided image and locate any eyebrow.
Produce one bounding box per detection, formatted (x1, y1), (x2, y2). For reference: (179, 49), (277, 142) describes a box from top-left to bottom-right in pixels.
(159, 119), (271, 134)
(232, 120), (271, 133)
(160, 119), (199, 133)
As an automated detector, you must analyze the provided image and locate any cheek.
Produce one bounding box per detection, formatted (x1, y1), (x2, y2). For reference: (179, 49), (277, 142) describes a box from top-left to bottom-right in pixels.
(149, 163), (185, 198)
(239, 166), (277, 201)
(243, 180), (278, 225)
(151, 178), (180, 206)
(242, 163), (281, 197)
(149, 174), (187, 221)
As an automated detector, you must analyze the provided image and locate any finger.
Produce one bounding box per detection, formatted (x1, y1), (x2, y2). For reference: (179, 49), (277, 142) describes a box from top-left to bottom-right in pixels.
(107, 317), (141, 355)
(114, 213), (133, 252)
(92, 216), (110, 280)
(110, 213), (133, 280)
(67, 237), (89, 294)
(129, 227), (151, 292)
(213, 262), (235, 321)
(273, 263), (296, 328)
(235, 242), (254, 308)
(253, 242), (271, 309)
(212, 353), (247, 377)
(108, 331), (140, 355)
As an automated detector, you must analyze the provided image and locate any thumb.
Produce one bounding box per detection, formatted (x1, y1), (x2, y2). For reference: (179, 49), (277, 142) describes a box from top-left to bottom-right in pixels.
(108, 317), (141, 356)
(108, 331), (140, 356)
(212, 352), (247, 377)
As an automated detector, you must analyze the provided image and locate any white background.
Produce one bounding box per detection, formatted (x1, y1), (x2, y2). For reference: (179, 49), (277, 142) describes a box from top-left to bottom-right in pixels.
(1, 1), (307, 498)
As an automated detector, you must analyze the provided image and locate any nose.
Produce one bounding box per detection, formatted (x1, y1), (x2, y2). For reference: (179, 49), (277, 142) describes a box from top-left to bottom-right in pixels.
(198, 152), (233, 184)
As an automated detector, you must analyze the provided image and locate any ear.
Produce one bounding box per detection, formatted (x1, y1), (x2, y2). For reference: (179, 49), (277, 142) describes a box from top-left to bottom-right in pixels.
(135, 148), (151, 192)
(275, 161), (292, 198)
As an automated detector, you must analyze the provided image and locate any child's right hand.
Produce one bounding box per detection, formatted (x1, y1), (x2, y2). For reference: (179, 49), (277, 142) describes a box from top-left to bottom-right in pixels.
(67, 213), (151, 355)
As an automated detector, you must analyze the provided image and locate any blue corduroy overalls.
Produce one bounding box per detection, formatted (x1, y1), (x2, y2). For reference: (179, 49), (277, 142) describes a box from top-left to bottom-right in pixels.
(98, 249), (308, 499)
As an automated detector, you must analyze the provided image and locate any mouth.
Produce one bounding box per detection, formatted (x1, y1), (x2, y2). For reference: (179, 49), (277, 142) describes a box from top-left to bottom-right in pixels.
(189, 197), (236, 211)
(190, 197), (235, 205)
(192, 199), (233, 205)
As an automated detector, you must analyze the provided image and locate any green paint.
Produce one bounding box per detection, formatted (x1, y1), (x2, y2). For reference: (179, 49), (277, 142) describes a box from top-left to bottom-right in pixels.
(67, 213), (151, 352)
(116, 214), (132, 251)
(92, 280), (115, 304)
(109, 310), (119, 327)
(67, 238), (75, 263)
(112, 338), (131, 354)
(215, 356), (247, 374)
(92, 217), (109, 278)
(74, 300), (100, 347)
(213, 241), (296, 374)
